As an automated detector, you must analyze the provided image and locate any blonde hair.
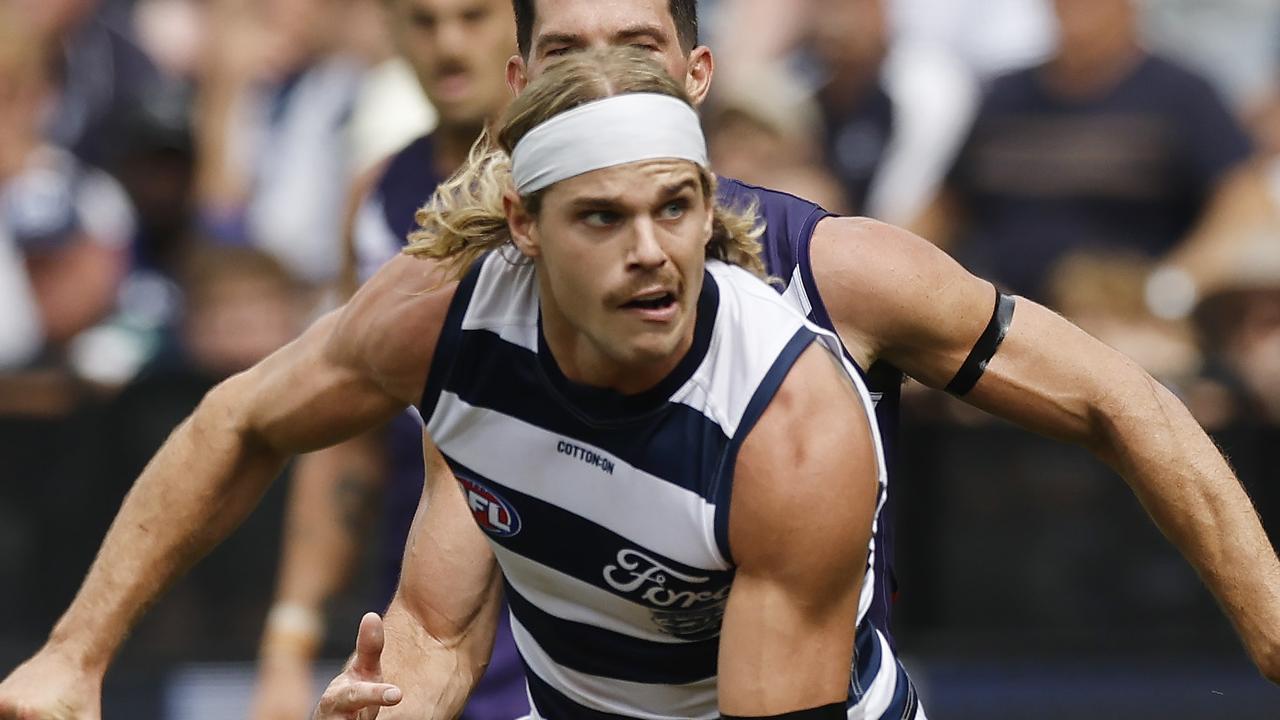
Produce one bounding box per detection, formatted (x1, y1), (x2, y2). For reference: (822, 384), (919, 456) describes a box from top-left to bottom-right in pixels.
(405, 47), (767, 281)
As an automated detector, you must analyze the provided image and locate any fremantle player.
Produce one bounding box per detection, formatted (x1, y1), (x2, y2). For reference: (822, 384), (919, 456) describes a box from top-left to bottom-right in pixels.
(310, 48), (911, 718)
(250, 1), (528, 718)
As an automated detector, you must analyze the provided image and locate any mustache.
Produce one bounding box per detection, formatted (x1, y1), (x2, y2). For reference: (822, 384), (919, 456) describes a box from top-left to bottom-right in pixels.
(609, 273), (683, 305)
(433, 59), (472, 79)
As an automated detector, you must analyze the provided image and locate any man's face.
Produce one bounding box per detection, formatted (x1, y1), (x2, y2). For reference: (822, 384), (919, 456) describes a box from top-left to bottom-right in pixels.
(390, 0), (517, 126)
(809, 0), (887, 78)
(1052, 0), (1137, 62)
(511, 159), (713, 379)
(514, 0), (707, 103)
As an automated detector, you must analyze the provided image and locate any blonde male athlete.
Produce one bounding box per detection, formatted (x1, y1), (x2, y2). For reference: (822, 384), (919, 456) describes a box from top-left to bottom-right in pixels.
(4, 0), (1280, 716)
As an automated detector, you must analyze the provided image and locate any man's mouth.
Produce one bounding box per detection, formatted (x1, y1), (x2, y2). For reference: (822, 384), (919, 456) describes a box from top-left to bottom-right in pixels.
(621, 291), (677, 311)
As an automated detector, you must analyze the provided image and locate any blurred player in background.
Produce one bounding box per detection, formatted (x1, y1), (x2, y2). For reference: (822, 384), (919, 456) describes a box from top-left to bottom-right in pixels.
(249, 1), (528, 718)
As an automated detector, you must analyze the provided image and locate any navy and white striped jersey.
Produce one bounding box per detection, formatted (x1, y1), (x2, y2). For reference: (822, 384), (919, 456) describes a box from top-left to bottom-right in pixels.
(419, 251), (918, 719)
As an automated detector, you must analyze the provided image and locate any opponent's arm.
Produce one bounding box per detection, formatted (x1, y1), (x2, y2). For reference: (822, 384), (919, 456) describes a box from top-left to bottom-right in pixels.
(316, 439), (503, 719)
(0, 255), (457, 718)
(718, 345), (881, 717)
(811, 216), (1280, 681)
(251, 436), (386, 720)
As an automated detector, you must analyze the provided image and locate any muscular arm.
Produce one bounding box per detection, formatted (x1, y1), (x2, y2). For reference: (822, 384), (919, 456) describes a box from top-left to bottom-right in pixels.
(2, 255), (454, 692)
(718, 345), (881, 715)
(811, 216), (1280, 679)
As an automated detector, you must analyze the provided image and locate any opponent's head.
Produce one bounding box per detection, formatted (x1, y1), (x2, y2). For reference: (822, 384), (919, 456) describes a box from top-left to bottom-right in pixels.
(387, 0), (517, 127)
(409, 47), (763, 387)
(506, 0), (713, 109)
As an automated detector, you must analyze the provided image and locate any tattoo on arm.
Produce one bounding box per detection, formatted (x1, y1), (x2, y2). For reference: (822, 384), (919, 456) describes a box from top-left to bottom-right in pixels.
(334, 471), (381, 538)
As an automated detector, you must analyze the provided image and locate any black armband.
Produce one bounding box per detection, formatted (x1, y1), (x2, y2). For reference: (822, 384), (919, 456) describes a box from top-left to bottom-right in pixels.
(721, 701), (847, 720)
(945, 288), (1016, 396)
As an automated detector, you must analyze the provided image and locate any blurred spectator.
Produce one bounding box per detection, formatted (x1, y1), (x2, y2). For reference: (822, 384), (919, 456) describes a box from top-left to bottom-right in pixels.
(704, 67), (849, 213)
(0, 5), (134, 369)
(805, 0), (976, 222)
(13, 0), (167, 175)
(710, 0), (976, 223)
(1192, 238), (1280, 427)
(195, 0), (367, 286)
(920, 0), (1264, 312)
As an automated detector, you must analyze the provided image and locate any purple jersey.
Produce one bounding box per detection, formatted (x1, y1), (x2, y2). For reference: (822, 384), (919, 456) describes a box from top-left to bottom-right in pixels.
(717, 177), (903, 640)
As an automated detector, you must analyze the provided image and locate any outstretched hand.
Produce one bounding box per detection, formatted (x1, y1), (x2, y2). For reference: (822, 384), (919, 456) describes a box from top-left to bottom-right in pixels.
(313, 613), (403, 720)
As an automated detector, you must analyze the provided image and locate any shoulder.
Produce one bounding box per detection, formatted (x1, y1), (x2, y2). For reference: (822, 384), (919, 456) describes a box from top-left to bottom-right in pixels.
(808, 216), (993, 380)
(328, 253), (461, 406)
(730, 343), (879, 568)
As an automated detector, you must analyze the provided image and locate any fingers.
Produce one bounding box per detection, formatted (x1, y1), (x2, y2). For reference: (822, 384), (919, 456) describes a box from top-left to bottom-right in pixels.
(351, 612), (385, 677)
(316, 682), (402, 716)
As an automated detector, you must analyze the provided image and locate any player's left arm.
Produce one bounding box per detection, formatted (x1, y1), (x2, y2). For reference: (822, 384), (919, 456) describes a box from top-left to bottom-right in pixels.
(717, 344), (881, 717)
(810, 215), (1280, 682)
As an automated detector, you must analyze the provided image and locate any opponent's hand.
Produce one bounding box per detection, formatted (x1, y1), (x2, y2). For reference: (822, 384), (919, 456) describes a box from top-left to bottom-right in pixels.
(250, 654), (316, 720)
(0, 647), (103, 720)
(313, 614), (403, 720)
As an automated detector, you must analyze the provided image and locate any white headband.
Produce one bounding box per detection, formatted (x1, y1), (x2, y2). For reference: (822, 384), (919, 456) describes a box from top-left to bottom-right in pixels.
(510, 93), (709, 195)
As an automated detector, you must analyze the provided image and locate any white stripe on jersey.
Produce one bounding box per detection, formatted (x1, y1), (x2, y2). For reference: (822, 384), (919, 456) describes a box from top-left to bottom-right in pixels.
(459, 249), (540, 351)
(428, 392), (726, 570)
(781, 265), (814, 317)
(491, 544), (686, 644)
(512, 613), (720, 720)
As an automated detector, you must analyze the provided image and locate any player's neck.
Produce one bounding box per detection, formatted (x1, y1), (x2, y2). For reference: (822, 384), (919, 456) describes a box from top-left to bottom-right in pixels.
(1042, 41), (1143, 100)
(435, 120), (487, 176)
(540, 301), (697, 397)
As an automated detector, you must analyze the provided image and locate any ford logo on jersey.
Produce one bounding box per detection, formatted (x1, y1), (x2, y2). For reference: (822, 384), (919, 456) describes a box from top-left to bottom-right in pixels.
(458, 475), (521, 538)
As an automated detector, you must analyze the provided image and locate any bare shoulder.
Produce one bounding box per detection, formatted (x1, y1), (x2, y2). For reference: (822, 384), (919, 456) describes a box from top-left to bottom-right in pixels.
(328, 253), (461, 407)
(729, 344), (878, 571)
(809, 216), (995, 387)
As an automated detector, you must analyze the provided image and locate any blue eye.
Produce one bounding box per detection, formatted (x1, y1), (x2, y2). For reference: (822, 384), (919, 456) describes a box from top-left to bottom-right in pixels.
(659, 201), (687, 220)
(583, 210), (621, 227)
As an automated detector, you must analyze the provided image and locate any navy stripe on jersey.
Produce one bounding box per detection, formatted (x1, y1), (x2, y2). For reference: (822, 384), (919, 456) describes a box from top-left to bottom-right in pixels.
(505, 582), (718, 685)
(881, 662), (918, 720)
(851, 623), (883, 701)
(446, 458), (733, 606)
(524, 660), (643, 720)
(420, 259), (484, 420)
(444, 327), (730, 500)
(710, 328), (818, 564)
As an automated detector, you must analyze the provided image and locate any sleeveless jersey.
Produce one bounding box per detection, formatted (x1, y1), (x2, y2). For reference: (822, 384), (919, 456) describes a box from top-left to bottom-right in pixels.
(419, 253), (916, 719)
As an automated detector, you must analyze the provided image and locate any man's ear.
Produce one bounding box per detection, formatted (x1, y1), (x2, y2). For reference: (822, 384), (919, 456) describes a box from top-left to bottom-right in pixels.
(685, 46), (715, 106)
(504, 189), (540, 259)
(507, 54), (530, 96)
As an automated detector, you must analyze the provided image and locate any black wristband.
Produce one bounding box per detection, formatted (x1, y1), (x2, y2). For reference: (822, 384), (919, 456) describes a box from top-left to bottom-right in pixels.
(945, 288), (1016, 396)
(721, 701), (847, 719)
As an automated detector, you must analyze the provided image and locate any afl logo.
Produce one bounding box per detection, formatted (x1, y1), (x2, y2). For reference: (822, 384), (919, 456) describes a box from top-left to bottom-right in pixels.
(458, 476), (521, 538)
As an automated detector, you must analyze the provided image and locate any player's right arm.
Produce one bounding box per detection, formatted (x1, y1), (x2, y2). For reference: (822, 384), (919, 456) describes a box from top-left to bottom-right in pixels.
(314, 440), (504, 720)
(0, 253), (458, 720)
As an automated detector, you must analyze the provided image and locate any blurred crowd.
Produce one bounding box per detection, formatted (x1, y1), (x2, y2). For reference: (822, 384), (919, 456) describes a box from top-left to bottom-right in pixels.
(2, 0), (1279, 684)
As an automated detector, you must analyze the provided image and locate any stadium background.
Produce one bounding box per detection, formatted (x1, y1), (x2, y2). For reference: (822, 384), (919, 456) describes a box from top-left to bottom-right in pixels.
(1, 0), (1279, 717)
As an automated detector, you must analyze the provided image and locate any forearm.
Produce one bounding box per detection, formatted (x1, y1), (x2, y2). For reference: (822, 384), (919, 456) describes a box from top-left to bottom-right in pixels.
(1089, 373), (1280, 672)
(49, 379), (289, 672)
(377, 583), (501, 720)
(264, 437), (384, 659)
